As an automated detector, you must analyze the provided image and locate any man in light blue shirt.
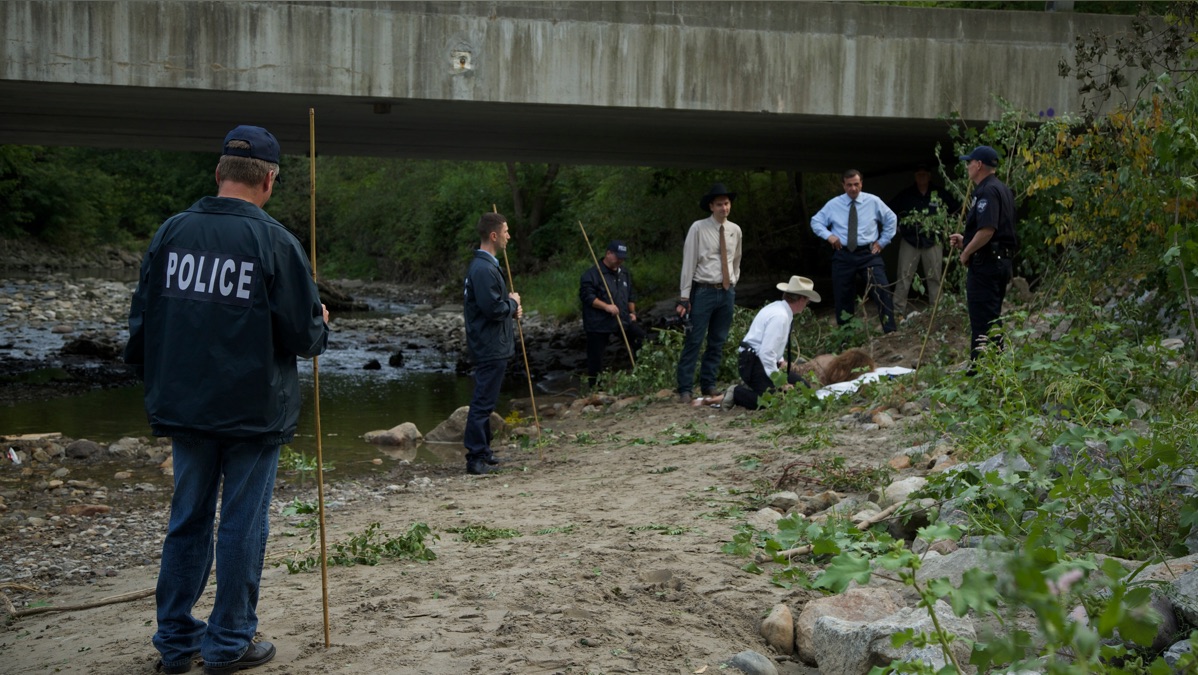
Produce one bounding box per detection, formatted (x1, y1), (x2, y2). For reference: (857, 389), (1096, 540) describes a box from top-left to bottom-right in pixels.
(810, 169), (898, 333)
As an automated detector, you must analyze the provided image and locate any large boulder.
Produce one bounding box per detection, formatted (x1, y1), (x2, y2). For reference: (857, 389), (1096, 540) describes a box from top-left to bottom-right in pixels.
(812, 601), (975, 674)
(796, 587), (902, 665)
(424, 406), (505, 444)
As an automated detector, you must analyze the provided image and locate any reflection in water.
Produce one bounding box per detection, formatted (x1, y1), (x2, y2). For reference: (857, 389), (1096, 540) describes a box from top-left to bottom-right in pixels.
(0, 371), (510, 472)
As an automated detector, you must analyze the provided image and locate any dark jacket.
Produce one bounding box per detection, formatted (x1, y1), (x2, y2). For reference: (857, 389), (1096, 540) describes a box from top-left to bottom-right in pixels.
(892, 184), (959, 248)
(124, 196), (328, 444)
(964, 174), (1020, 256)
(579, 262), (636, 333)
(463, 249), (517, 363)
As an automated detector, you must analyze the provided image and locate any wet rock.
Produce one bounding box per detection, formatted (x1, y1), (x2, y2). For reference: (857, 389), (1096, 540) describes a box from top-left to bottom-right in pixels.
(65, 439), (102, 459)
(50, 324), (75, 334)
(362, 359), (382, 370)
(107, 437), (142, 458)
(388, 351), (405, 367)
(61, 331), (123, 359)
(424, 406), (504, 444)
(364, 422), (423, 448)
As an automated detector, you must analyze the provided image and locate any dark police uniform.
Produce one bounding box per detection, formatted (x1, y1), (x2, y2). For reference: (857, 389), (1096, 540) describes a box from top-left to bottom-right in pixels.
(579, 262), (645, 385)
(963, 173), (1019, 361)
(124, 195), (329, 442)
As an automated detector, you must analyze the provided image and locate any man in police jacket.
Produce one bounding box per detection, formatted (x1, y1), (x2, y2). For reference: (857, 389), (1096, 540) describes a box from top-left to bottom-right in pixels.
(579, 240), (645, 388)
(950, 145), (1019, 363)
(463, 212), (522, 475)
(125, 125), (328, 675)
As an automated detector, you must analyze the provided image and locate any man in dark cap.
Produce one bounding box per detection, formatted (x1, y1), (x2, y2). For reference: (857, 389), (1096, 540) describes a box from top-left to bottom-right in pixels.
(950, 145), (1019, 363)
(126, 125), (329, 675)
(675, 183), (742, 403)
(579, 240), (645, 388)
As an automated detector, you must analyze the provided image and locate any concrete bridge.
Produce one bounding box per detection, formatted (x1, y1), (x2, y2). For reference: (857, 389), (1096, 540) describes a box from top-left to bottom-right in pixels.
(1, 1), (1136, 172)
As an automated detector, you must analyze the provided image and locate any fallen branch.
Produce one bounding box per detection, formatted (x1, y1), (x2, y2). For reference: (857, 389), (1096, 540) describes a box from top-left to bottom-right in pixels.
(11, 587), (154, 619)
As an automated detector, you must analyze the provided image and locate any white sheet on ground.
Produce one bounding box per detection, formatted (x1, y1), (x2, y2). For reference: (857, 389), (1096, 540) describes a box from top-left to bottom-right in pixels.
(815, 366), (916, 399)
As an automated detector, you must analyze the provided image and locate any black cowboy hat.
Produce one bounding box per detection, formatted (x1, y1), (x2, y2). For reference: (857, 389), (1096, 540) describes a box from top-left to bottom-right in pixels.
(699, 183), (737, 212)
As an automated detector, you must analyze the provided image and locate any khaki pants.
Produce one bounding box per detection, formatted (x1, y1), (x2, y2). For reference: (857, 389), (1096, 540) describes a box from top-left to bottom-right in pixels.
(894, 240), (943, 316)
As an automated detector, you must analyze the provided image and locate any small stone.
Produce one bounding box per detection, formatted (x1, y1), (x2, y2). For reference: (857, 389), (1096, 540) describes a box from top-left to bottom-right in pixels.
(887, 455), (911, 470)
(760, 604), (795, 654)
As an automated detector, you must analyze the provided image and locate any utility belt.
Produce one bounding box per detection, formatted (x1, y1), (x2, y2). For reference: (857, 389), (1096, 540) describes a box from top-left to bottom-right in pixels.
(739, 342), (758, 355)
(973, 244), (1016, 262)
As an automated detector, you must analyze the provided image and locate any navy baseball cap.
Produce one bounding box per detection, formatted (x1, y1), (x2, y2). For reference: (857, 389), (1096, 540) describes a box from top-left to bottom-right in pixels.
(607, 240), (628, 259)
(222, 125), (281, 164)
(959, 145), (999, 168)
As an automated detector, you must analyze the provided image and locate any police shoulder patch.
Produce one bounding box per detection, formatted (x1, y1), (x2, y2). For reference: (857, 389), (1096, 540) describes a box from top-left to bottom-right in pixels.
(976, 198), (989, 213)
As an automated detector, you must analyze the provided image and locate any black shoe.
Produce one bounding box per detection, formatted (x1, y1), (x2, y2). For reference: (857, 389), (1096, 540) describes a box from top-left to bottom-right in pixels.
(203, 642), (276, 675)
(157, 657), (196, 674)
(678, 391), (693, 404)
(467, 461), (497, 475)
(484, 455), (511, 465)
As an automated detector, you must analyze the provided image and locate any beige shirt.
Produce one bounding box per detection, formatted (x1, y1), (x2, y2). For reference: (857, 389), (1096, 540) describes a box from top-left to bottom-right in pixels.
(679, 215), (742, 300)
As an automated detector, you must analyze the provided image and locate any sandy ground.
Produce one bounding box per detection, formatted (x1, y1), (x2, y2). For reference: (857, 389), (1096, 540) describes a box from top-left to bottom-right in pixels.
(0, 380), (942, 675)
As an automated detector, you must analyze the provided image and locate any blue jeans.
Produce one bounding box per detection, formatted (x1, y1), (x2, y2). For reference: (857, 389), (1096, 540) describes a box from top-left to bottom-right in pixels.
(154, 439), (279, 671)
(464, 358), (507, 464)
(676, 285), (735, 394)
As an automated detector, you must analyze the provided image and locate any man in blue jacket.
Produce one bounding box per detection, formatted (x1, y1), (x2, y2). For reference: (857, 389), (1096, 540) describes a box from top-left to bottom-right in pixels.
(579, 240), (645, 388)
(125, 125), (329, 675)
(463, 212), (522, 475)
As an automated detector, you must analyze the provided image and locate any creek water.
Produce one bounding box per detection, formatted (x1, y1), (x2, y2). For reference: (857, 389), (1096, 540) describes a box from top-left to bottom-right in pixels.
(0, 272), (515, 474)
(0, 368), (511, 473)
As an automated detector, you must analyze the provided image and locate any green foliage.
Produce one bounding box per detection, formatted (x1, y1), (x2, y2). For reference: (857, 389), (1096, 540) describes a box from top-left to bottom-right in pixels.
(0, 146), (210, 246)
(446, 524), (522, 545)
(281, 522), (437, 573)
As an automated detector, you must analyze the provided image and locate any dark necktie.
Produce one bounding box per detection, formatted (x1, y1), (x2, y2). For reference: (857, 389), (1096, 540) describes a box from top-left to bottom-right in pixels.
(718, 224), (730, 290)
(847, 200), (858, 252)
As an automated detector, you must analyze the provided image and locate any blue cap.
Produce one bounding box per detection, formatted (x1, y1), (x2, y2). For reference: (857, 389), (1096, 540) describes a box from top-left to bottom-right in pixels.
(959, 145), (999, 168)
(222, 125), (281, 164)
(607, 240), (628, 259)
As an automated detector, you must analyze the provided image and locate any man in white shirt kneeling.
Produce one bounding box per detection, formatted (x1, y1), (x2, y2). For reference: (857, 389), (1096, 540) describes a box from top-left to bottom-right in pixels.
(694, 275), (820, 410)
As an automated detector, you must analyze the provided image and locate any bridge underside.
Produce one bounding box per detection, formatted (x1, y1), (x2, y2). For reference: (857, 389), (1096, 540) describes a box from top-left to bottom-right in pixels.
(0, 81), (966, 174)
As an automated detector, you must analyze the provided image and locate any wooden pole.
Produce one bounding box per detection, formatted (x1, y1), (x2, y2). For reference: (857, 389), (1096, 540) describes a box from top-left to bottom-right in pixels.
(577, 221), (636, 369)
(493, 205), (543, 452)
(308, 108), (332, 649)
(916, 182), (973, 372)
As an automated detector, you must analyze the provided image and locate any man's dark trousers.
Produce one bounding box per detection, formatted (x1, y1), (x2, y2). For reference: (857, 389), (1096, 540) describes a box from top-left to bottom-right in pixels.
(585, 323), (646, 387)
(465, 358), (507, 464)
(730, 348), (806, 410)
(831, 248), (896, 332)
(966, 257), (1013, 361)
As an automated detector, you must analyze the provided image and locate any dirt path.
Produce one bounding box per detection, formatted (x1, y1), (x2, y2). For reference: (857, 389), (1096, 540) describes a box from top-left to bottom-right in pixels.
(0, 389), (936, 675)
